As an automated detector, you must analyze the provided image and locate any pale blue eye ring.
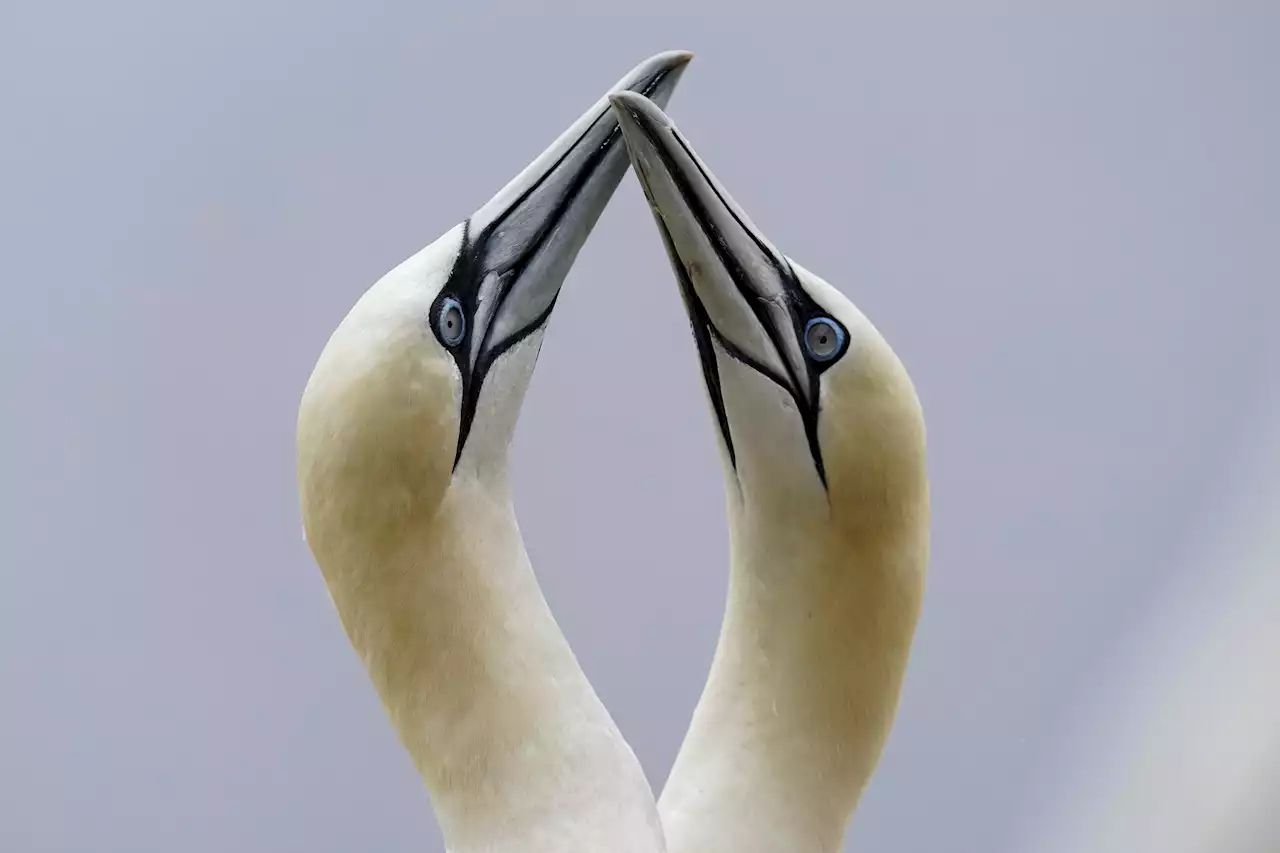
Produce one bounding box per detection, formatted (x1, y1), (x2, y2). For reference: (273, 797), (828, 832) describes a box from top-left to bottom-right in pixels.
(803, 316), (844, 362)
(437, 297), (465, 347)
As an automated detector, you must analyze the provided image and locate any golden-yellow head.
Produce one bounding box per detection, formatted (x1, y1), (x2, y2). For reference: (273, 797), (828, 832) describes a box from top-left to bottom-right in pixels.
(296, 53), (693, 562)
(609, 90), (927, 543)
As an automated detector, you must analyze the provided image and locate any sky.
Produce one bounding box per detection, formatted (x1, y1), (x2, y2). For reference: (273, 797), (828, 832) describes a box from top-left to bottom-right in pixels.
(3, 3), (1278, 852)
(1021, 370), (1280, 852)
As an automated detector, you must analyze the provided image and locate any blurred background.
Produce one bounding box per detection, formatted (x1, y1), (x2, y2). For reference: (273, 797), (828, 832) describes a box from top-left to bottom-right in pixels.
(2, 4), (1276, 852)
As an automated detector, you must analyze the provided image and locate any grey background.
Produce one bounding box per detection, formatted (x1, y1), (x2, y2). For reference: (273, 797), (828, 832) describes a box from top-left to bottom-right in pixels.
(3, 4), (1277, 852)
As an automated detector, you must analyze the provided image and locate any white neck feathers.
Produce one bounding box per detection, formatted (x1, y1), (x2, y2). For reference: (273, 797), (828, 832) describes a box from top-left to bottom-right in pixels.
(659, 505), (927, 853)
(318, 474), (665, 853)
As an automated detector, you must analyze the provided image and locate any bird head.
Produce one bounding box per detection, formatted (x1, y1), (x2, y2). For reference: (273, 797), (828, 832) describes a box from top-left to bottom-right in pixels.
(296, 52), (692, 559)
(609, 90), (927, 543)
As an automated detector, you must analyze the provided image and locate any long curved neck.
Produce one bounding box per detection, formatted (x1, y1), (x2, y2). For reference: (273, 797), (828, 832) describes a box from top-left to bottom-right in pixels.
(658, 505), (926, 853)
(321, 474), (664, 853)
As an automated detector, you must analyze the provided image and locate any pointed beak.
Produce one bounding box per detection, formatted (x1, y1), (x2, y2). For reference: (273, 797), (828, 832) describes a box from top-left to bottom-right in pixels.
(471, 50), (694, 243)
(607, 90), (816, 409)
(459, 51), (692, 373)
(609, 91), (842, 484)
(445, 51), (693, 465)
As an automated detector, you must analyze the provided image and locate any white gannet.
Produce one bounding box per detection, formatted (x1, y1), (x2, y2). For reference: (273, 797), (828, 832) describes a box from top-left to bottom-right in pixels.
(609, 92), (930, 853)
(296, 52), (691, 853)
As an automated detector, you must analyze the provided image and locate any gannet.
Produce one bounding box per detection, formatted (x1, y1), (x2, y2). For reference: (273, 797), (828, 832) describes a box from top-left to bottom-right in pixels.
(295, 52), (691, 853)
(609, 92), (930, 853)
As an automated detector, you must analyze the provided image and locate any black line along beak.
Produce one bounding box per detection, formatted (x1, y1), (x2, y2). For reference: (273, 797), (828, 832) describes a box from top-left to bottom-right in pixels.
(608, 90), (846, 487)
(431, 51), (693, 468)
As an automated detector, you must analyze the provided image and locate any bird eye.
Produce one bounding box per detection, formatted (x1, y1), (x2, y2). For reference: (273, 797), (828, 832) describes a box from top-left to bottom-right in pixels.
(803, 317), (844, 362)
(437, 297), (466, 347)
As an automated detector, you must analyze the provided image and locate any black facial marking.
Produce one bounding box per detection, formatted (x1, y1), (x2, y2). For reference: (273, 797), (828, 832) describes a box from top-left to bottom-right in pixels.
(433, 218), (564, 470)
(430, 68), (678, 469)
(653, 214), (736, 471)
(629, 115), (851, 489)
